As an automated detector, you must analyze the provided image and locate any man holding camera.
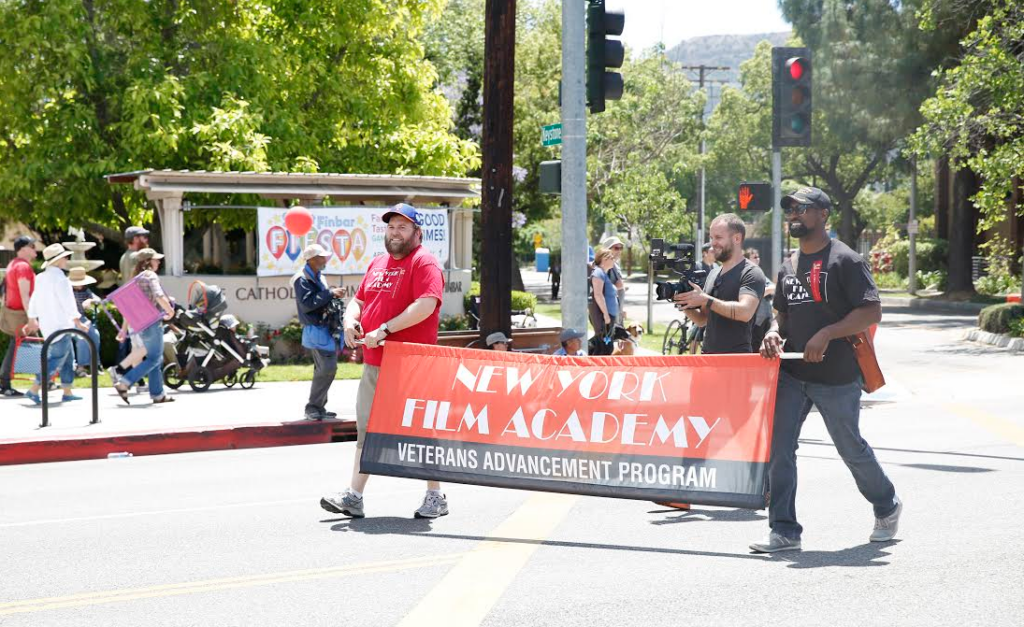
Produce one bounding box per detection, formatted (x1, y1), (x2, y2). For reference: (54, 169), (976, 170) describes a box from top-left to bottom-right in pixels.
(755, 187), (901, 553)
(673, 213), (766, 354)
(320, 203), (448, 520)
(294, 244), (346, 421)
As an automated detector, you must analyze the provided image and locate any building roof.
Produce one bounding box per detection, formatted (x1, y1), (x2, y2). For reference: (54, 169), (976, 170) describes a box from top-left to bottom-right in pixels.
(106, 169), (481, 205)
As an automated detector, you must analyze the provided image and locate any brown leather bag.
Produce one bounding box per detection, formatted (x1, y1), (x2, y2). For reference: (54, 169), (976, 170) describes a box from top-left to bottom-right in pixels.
(789, 250), (885, 393)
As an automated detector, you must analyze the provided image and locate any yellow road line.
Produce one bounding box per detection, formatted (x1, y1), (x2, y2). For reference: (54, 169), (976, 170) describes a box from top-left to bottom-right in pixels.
(0, 553), (466, 616)
(397, 492), (579, 627)
(945, 403), (1024, 447)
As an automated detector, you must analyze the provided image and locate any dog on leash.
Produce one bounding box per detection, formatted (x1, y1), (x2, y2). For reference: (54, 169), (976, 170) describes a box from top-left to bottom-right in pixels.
(612, 320), (644, 356)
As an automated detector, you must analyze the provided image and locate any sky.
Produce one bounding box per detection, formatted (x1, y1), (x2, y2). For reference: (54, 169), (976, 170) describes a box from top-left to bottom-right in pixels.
(605, 0), (792, 54)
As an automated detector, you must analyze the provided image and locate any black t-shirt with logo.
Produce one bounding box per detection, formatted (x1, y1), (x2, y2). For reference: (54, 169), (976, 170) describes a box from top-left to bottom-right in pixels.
(701, 259), (766, 354)
(773, 239), (880, 385)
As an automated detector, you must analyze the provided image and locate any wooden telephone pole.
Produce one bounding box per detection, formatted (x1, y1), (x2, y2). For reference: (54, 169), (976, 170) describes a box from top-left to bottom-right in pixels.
(479, 0), (516, 341)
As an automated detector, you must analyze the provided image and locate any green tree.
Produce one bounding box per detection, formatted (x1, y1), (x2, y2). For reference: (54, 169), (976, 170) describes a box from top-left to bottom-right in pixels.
(0, 0), (479, 235)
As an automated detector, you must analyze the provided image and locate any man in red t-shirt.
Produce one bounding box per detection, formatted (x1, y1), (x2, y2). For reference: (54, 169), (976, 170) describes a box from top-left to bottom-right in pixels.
(320, 203), (446, 520)
(1, 236), (39, 396)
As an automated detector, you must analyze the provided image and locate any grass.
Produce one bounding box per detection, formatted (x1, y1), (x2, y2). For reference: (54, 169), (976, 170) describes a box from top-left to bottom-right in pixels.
(528, 300), (683, 355)
(63, 362), (363, 389)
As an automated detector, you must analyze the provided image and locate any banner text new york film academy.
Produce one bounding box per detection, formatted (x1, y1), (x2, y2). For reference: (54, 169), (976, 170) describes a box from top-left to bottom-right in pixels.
(361, 343), (780, 509)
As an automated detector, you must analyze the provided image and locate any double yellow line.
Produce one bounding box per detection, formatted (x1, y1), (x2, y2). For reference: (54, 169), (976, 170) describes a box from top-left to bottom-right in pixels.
(0, 553), (466, 616)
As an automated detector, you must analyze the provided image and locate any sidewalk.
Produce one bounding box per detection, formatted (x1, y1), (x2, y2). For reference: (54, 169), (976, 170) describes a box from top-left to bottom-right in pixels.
(0, 380), (357, 466)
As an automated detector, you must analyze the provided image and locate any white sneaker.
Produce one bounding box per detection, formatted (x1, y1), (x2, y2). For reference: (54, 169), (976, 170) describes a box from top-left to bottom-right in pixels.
(870, 497), (902, 542)
(749, 532), (801, 553)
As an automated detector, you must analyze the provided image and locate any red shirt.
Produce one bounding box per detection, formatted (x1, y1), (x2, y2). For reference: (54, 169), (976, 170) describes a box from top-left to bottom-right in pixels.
(356, 246), (444, 367)
(3, 258), (35, 311)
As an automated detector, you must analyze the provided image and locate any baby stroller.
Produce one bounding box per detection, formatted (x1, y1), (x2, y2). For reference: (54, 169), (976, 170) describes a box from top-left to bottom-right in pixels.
(163, 281), (269, 392)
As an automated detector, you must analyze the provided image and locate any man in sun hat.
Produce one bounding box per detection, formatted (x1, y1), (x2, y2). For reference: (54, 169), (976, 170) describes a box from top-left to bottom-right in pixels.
(1, 235), (38, 397)
(320, 202), (448, 520)
(68, 267), (102, 377)
(485, 331), (511, 351)
(292, 243), (347, 422)
(24, 244), (90, 405)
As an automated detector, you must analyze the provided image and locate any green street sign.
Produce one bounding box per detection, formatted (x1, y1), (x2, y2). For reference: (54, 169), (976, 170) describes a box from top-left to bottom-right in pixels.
(541, 123), (562, 146)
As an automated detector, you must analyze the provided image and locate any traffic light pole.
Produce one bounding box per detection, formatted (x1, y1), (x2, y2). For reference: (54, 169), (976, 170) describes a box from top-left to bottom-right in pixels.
(562, 0), (589, 351)
(772, 149), (783, 279)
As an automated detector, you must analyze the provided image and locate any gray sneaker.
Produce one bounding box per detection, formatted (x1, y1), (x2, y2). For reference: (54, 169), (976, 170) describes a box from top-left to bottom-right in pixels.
(870, 497), (902, 542)
(320, 490), (365, 518)
(414, 492), (449, 519)
(749, 532), (801, 553)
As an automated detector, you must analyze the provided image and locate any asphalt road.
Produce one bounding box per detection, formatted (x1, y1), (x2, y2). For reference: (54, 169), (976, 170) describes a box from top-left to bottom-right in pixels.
(2, 309), (1022, 627)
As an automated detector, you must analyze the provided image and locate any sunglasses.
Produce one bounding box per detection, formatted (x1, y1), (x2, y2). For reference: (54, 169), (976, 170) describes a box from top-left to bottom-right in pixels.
(784, 203), (816, 216)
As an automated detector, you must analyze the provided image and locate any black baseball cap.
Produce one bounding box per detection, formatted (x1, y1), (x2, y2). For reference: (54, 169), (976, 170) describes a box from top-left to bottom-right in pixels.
(781, 186), (832, 211)
(13, 235), (36, 252)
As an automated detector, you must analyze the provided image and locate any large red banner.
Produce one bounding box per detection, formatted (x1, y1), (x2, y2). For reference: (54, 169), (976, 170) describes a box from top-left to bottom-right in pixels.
(361, 342), (780, 508)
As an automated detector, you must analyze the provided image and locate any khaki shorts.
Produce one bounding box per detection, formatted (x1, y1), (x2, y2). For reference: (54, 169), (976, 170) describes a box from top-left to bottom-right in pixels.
(355, 364), (380, 444)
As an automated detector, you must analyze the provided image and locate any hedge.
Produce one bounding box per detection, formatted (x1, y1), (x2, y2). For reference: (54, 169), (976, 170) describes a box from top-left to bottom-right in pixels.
(978, 303), (1024, 334)
(890, 238), (948, 277)
(464, 281), (538, 313)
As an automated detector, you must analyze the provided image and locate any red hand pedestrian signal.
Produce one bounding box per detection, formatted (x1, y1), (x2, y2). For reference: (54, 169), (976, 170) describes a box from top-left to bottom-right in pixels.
(739, 186), (754, 210)
(737, 182), (771, 212)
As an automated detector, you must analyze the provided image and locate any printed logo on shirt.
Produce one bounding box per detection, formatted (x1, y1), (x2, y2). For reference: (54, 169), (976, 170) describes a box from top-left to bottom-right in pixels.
(781, 271), (829, 306)
(365, 267), (406, 296)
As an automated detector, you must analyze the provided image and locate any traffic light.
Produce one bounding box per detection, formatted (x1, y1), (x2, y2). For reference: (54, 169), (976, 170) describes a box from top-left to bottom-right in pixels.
(772, 47), (812, 148)
(737, 182), (772, 212)
(586, 1), (625, 114)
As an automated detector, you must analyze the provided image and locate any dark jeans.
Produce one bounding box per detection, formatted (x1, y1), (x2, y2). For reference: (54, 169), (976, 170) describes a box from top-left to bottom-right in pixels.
(0, 335), (15, 389)
(768, 370), (898, 540)
(306, 348), (338, 417)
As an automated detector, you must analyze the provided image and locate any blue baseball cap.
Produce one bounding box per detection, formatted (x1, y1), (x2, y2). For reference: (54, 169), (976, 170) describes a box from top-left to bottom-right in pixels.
(382, 203), (419, 225)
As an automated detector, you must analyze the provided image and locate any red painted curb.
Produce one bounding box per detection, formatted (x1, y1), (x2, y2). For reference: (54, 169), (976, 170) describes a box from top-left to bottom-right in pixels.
(0, 420), (357, 466)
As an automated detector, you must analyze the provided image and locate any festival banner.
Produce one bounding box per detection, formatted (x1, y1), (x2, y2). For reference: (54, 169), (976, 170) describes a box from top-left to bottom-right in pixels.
(257, 207), (450, 277)
(361, 343), (780, 509)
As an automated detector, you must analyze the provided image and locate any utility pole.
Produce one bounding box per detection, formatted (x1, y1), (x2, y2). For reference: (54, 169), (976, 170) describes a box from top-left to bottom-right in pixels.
(772, 150), (782, 278)
(909, 157), (918, 294)
(479, 0), (516, 341)
(679, 65), (729, 251)
(561, 0), (588, 350)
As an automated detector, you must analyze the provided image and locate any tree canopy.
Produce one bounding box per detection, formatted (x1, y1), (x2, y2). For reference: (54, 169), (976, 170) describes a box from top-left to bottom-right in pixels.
(0, 0), (479, 233)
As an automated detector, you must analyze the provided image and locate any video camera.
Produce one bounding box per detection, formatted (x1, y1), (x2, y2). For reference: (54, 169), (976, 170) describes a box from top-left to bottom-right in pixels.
(325, 297), (346, 343)
(649, 238), (707, 301)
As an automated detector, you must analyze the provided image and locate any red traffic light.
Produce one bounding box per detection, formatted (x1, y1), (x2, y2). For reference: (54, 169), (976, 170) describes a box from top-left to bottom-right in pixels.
(787, 57), (808, 81)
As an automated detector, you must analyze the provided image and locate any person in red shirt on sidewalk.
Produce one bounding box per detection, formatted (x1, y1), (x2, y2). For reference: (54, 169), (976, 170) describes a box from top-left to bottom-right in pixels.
(320, 203), (447, 520)
(1, 236), (39, 397)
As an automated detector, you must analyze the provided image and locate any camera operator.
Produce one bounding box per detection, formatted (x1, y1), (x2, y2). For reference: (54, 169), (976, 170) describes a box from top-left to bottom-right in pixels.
(673, 213), (766, 354)
(293, 244), (346, 421)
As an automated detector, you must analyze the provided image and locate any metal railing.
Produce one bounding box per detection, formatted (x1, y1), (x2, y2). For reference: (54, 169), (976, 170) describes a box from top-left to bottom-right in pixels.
(40, 328), (99, 428)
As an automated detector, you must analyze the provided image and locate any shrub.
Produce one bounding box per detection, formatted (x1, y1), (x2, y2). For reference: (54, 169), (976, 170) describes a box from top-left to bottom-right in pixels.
(977, 303), (1024, 334)
(889, 238), (948, 277)
(916, 269), (947, 291)
(439, 314), (471, 331)
(975, 272), (1020, 296)
(1009, 317), (1024, 339)
(511, 290), (537, 311)
(873, 272), (906, 290)
(464, 280), (480, 312)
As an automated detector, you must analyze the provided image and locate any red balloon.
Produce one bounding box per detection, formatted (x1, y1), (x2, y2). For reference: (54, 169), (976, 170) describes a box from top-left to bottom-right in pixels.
(284, 206), (313, 237)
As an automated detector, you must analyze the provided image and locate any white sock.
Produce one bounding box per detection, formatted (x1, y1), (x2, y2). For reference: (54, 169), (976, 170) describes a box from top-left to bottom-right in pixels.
(348, 488), (362, 499)
(427, 489), (442, 496)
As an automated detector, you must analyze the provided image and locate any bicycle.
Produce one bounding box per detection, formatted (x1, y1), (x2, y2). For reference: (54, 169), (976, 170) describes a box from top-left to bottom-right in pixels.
(661, 317), (702, 355)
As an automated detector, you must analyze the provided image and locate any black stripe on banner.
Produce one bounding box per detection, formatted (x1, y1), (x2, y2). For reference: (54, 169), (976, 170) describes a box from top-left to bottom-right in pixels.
(360, 434), (767, 510)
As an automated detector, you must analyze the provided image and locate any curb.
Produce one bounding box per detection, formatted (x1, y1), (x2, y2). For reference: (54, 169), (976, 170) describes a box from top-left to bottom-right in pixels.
(962, 329), (1024, 352)
(880, 297), (987, 315)
(0, 419), (357, 466)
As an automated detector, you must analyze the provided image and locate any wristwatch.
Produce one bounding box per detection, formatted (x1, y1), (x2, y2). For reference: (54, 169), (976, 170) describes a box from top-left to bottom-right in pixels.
(380, 322), (391, 336)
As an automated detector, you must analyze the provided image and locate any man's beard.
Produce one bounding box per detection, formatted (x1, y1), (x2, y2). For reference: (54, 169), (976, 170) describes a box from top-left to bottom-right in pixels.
(714, 242), (733, 263)
(789, 221), (810, 238)
(385, 235), (416, 256)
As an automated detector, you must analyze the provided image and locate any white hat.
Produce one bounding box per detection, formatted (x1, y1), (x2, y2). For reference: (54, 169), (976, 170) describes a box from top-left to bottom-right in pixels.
(67, 267), (97, 287)
(41, 243), (73, 268)
(601, 236), (624, 249)
(486, 331), (511, 346)
(302, 244), (329, 261)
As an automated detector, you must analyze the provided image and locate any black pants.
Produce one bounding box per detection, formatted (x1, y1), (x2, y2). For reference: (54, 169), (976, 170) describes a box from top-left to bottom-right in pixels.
(0, 335), (15, 389)
(306, 348), (338, 418)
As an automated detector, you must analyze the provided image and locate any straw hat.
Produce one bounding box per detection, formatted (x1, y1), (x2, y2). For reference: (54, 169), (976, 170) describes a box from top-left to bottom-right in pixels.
(96, 269), (118, 289)
(68, 267), (97, 287)
(41, 243), (73, 269)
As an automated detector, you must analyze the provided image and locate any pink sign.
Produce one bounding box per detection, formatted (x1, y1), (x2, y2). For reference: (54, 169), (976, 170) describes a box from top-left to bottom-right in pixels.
(104, 278), (163, 334)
